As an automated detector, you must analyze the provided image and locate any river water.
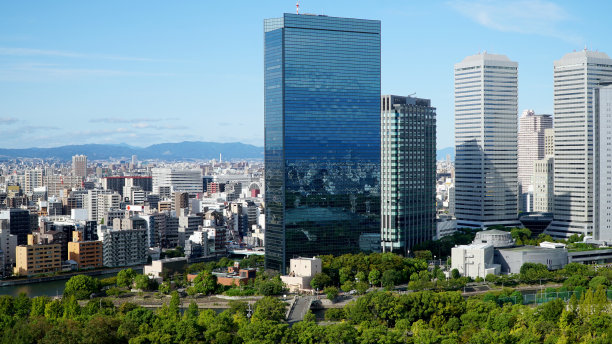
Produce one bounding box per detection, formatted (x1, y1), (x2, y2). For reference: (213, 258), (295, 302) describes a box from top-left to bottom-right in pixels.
(0, 273), (117, 298)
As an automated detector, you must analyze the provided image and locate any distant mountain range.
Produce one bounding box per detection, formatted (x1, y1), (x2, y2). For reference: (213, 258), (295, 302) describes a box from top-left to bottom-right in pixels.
(0, 141), (454, 162)
(0, 141), (264, 161)
(437, 147), (454, 161)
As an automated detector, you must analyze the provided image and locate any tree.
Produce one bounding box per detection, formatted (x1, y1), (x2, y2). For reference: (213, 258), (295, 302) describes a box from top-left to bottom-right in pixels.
(381, 269), (402, 290)
(0, 295), (14, 316)
(237, 319), (288, 344)
(355, 281), (369, 295)
(368, 269), (381, 286)
(44, 300), (64, 320)
(414, 250), (433, 260)
(252, 296), (286, 322)
(256, 275), (285, 296)
(324, 286), (339, 301)
(589, 276), (609, 289)
(510, 227), (532, 245)
(159, 281), (171, 294)
(133, 274), (156, 291)
(117, 268), (137, 288)
(310, 272), (332, 290)
(193, 271), (218, 295)
(64, 275), (101, 299)
(31, 296), (51, 317)
(14, 293), (31, 318)
(451, 269), (461, 280)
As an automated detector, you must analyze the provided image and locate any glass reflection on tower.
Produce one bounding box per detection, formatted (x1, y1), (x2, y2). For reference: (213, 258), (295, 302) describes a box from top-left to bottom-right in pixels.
(264, 13), (381, 272)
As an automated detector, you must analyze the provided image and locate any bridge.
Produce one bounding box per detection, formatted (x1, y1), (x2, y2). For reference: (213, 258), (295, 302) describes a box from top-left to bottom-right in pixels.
(286, 296), (314, 324)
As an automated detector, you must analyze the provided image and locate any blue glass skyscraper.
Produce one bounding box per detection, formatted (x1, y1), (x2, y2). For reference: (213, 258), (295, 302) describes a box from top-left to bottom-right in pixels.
(264, 13), (381, 272)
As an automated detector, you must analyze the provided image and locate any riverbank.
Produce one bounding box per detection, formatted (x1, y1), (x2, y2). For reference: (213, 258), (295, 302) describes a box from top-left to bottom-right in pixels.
(0, 266), (144, 287)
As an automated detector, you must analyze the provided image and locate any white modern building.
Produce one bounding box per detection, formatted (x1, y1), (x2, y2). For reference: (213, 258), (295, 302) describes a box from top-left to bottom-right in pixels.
(152, 168), (203, 194)
(280, 257), (322, 291)
(451, 243), (500, 279)
(83, 190), (121, 223)
(594, 83), (612, 242)
(454, 52), (519, 228)
(548, 50), (612, 238)
(518, 110), (552, 212)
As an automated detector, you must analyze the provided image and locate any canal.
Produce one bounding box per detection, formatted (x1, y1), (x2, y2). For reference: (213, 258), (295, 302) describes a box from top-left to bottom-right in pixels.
(0, 272), (118, 298)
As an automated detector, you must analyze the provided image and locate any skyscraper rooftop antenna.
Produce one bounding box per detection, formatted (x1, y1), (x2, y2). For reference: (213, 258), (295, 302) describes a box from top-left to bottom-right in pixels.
(296, 0), (299, 14)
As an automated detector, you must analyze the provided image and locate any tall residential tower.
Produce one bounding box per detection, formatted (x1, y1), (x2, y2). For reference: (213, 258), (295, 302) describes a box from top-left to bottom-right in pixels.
(454, 53), (519, 228)
(72, 155), (87, 179)
(264, 13), (381, 272)
(381, 95), (436, 253)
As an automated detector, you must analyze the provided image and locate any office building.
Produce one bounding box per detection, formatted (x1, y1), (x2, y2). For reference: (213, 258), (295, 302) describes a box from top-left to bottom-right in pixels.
(380, 95), (437, 253)
(103, 176), (153, 197)
(0, 209), (31, 245)
(72, 155), (87, 178)
(0, 220), (17, 277)
(264, 13), (381, 271)
(152, 168), (202, 194)
(454, 53), (519, 228)
(594, 83), (612, 241)
(517, 110), (552, 212)
(549, 50), (612, 238)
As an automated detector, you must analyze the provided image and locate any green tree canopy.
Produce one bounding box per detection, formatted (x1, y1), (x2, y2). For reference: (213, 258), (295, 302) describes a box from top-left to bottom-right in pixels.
(64, 275), (101, 300)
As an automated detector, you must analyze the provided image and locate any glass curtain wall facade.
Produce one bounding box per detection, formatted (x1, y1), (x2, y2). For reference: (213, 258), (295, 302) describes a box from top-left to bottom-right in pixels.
(264, 13), (381, 272)
(381, 96), (436, 253)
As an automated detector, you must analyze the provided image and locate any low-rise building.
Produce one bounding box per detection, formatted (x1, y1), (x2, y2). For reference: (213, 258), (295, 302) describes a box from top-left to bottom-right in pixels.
(281, 257), (322, 291)
(144, 257), (188, 280)
(495, 245), (567, 274)
(451, 243), (501, 279)
(14, 239), (61, 276)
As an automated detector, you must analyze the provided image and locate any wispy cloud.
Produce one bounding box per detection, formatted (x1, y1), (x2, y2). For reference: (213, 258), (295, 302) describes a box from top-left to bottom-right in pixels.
(130, 122), (189, 130)
(0, 62), (175, 81)
(0, 117), (19, 125)
(90, 117), (177, 124)
(448, 0), (582, 44)
(0, 47), (161, 62)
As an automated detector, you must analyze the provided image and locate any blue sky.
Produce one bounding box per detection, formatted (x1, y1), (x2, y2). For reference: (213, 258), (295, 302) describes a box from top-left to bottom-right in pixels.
(0, 1), (609, 149)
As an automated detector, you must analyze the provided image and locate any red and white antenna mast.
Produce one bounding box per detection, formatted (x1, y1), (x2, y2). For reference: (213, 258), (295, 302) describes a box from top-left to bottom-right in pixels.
(296, 0), (299, 14)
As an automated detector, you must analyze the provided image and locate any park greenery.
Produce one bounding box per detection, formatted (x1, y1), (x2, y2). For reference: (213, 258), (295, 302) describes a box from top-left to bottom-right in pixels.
(7, 251), (612, 342)
(4, 283), (612, 343)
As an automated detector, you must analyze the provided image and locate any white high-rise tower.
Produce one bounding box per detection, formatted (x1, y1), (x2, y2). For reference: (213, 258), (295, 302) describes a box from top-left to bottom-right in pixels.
(518, 110), (552, 212)
(548, 50), (612, 239)
(454, 52), (519, 228)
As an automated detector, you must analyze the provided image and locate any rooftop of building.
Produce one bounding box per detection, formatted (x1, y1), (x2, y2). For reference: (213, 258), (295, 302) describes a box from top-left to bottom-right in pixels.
(455, 243), (493, 250)
(497, 245), (565, 253)
(456, 52), (517, 67)
(555, 49), (611, 65)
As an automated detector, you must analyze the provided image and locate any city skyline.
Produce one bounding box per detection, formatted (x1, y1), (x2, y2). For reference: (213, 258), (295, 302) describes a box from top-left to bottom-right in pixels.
(1, 1), (609, 149)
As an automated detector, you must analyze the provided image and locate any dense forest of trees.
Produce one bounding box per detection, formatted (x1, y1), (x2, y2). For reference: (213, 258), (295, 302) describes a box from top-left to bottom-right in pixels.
(5, 251), (612, 343)
(2, 285), (612, 343)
